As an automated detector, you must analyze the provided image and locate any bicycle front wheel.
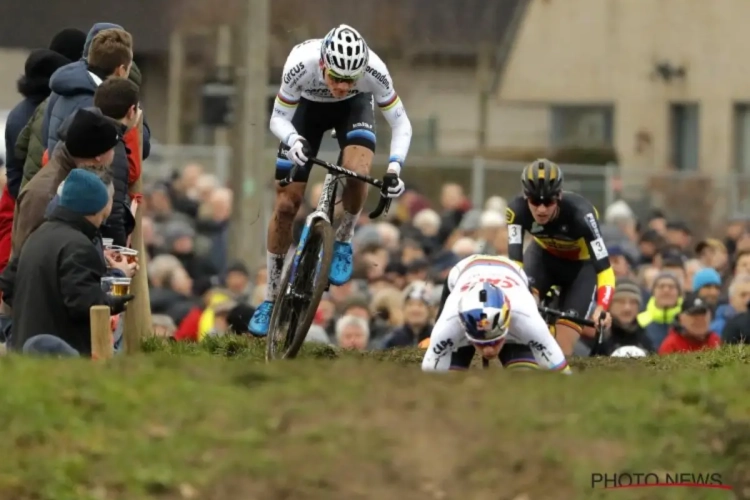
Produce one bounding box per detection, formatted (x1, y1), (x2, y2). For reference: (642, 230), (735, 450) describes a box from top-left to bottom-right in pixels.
(265, 219), (334, 361)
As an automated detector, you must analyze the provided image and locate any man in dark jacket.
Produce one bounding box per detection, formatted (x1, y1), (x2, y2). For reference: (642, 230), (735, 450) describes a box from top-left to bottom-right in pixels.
(601, 279), (655, 355)
(44, 27), (132, 155)
(0, 169), (133, 355)
(5, 49), (71, 200)
(93, 77), (141, 245)
(12, 108), (120, 255)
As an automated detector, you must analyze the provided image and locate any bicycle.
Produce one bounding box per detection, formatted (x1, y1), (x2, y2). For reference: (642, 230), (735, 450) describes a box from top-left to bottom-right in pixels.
(480, 304), (606, 369)
(537, 305), (607, 357)
(265, 157), (396, 361)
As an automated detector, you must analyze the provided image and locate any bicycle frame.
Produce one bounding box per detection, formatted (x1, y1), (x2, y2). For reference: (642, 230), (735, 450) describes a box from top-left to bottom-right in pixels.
(288, 173), (338, 281)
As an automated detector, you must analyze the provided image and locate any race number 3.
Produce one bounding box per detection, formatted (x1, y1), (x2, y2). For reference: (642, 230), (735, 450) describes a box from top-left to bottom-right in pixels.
(460, 275), (521, 291)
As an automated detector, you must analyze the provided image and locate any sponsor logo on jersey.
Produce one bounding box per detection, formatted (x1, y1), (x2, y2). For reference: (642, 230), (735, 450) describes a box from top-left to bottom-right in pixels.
(352, 122), (373, 130)
(433, 338), (454, 355)
(283, 62), (306, 85)
(585, 213), (601, 239)
(531, 222), (544, 233)
(305, 87), (360, 98)
(528, 340), (551, 362)
(365, 65), (390, 90)
(505, 207), (516, 224)
(395, 105), (405, 118)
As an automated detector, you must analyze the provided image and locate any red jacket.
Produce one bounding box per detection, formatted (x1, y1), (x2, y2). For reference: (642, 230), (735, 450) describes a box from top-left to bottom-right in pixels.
(0, 186), (16, 274)
(658, 328), (720, 355)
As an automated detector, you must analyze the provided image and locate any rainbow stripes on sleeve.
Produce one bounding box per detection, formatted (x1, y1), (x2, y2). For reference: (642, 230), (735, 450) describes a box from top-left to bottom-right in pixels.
(378, 94), (400, 111)
(276, 93), (298, 108)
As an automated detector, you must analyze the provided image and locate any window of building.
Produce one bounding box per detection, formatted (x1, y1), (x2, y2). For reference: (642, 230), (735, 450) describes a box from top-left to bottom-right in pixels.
(550, 105), (614, 149)
(670, 103), (699, 170)
(734, 104), (750, 172)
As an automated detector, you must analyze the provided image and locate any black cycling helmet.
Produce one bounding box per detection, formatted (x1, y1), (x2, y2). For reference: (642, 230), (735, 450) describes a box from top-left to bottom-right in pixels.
(521, 159), (563, 201)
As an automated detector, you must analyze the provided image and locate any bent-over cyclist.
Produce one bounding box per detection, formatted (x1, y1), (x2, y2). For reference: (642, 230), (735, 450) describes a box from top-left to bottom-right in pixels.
(422, 255), (571, 373)
(249, 24), (413, 335)
(506, 159), (614, 355)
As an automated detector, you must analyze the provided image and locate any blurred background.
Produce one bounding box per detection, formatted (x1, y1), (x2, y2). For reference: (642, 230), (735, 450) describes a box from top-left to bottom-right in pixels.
(3, 0), (750, 348)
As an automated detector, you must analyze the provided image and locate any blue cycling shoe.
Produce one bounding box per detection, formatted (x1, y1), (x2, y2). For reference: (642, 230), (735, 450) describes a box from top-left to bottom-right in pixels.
(328, 241), (353, 286)
(248, 300), (273, 336)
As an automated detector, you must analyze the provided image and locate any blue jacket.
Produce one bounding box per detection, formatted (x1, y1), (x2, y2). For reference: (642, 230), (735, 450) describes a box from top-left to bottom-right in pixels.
(44, 61), (99, 154)
(712, 304), (737, 338)
(41, 22), (151, 161)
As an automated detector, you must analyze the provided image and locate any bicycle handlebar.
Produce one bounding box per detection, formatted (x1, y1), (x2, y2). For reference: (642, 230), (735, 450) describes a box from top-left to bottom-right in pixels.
(539, 305), (608, 356)
(538, 305), (603, 329)
(279, 157), (395, 219)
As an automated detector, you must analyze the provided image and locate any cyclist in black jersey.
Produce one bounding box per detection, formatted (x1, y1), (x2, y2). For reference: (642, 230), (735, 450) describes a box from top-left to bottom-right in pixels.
(505, 159), (615, 355)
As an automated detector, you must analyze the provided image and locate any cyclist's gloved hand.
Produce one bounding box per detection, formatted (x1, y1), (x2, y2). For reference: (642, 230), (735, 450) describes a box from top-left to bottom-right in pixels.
(108, 294), (135, 315)
(383, 162), (406, 198)
(286, 134), (310, 167)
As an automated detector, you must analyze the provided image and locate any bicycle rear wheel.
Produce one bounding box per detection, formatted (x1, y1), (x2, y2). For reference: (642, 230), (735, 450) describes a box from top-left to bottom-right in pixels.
(265, 219), (334, 361)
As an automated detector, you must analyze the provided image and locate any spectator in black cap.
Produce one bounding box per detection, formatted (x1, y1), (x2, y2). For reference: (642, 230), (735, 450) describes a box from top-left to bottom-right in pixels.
(12, 107), (120, 256)
(0, 169), (132, 356)
(658, 292), (720, 355)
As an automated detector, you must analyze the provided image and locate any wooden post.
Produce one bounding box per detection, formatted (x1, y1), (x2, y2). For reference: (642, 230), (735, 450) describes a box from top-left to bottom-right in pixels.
(122, 116), (152, 354)
(90, 305), (113, 360)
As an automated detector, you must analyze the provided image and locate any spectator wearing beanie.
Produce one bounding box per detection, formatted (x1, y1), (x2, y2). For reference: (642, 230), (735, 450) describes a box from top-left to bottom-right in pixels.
(0, 44), (76, 276)
(692, 267), (722, 310)
(601, 279), (654, 355)
(0, 169), (132, 356)
(16, 28), (87, 192)
(5, 49), (72, 200)
(11, 108), (120, 255)
(637, 271), (683, 350)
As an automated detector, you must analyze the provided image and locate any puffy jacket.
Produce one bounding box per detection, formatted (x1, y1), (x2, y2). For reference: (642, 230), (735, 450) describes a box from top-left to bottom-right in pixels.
(711, 303), (737, 337)
(44, 61), (99, 155)
(16, 98), (49, 191)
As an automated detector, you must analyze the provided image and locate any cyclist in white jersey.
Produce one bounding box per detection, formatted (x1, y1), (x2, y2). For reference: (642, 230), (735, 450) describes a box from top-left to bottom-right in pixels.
(422, 255), (571, 373)
(249, 24), (413, 336)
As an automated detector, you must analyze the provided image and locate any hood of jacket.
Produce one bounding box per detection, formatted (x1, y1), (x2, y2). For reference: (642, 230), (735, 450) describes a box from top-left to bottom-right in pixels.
(49, 60), (97, 98)
(83, 23), (124, 58)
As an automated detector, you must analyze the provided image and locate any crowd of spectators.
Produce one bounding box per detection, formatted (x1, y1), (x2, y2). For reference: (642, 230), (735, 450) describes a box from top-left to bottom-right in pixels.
(1, 22), (748, 360)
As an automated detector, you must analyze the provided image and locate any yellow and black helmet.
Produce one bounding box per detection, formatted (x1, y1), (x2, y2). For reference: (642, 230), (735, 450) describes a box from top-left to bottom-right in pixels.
(521, 159), (563, 200)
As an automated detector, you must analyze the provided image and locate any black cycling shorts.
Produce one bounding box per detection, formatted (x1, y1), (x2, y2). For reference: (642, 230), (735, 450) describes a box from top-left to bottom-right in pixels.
(449, 344), (539, 370)
(275, 93), (376, 183)
(524, 242), (597, 320)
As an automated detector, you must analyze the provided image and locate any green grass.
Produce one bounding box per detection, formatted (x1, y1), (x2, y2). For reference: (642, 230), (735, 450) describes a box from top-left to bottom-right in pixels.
(0, 338), (748, 499)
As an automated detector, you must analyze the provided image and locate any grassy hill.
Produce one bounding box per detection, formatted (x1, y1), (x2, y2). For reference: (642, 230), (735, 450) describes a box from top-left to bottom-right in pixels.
(0, 337), (747, 499)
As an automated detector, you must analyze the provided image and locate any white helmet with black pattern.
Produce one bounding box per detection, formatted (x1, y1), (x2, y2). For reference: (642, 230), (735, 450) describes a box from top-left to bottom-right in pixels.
(320, 24), (369, 79)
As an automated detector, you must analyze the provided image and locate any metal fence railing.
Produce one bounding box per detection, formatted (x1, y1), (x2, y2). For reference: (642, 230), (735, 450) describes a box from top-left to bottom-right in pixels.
(144, 144), (742, 238)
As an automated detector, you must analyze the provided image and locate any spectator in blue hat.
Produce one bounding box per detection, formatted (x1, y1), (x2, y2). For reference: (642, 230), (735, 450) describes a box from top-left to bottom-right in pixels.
(608, 244), (634, 279)
(0, 169), (133, 356)
(692, 267), (722, 310)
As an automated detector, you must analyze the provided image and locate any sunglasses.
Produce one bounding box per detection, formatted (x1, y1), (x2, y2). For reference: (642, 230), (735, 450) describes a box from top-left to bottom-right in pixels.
(326, 70), (359, 84)
(528, 197), (558, 207)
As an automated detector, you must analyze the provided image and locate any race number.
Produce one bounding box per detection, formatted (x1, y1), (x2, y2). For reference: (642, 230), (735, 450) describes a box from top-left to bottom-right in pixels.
(460, 275), (521, 292)
(509, 224), (522, 244)
(590, 237), (608, 260)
